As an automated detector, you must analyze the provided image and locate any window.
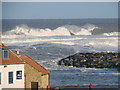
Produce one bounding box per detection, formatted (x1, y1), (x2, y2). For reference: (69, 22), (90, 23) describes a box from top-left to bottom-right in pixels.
(3, 50), (9, 59)
(0, 72), (1, 84)
(16, 71), (22, 79)
(8, 72), (13, 84)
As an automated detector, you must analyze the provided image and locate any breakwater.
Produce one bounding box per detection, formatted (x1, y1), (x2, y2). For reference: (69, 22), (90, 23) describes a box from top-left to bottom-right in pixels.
(58, 52), (119, 69)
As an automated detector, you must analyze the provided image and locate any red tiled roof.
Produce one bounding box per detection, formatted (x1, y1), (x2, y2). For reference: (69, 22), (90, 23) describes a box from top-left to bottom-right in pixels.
(21, 55), (49, 74)
(0, 44), (9, 48)
(0, 50), (23, 64)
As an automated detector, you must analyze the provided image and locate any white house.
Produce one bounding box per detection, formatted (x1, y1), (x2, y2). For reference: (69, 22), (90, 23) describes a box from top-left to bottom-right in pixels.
(0, 44), (50, 90)
(0, 64), (24, 89)
(0, 44), (25, 89)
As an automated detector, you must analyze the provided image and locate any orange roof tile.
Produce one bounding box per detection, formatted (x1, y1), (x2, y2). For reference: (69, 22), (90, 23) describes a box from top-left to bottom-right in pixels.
(21, 55), (49, 74)
(0, 50), (23, 64)
(0, 44), (9, 48)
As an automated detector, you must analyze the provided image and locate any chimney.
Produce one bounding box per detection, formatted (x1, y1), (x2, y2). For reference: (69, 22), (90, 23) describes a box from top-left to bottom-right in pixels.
(16, 50), (21, 57)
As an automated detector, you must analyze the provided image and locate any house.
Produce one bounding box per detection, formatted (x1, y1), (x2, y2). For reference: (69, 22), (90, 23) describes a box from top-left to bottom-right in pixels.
(0, 44), (50, 89)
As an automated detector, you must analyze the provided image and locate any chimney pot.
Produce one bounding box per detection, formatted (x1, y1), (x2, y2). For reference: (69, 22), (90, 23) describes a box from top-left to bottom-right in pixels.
(16, 50), (20, 55)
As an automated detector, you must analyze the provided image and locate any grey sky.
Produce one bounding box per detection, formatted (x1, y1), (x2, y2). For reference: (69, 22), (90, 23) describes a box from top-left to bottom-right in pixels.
(2, 2), (118, 19)
(2, 0), (120, 2)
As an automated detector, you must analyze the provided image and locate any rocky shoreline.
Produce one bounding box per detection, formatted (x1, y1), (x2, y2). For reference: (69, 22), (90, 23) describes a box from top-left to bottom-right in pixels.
(58, 52), (120, 70)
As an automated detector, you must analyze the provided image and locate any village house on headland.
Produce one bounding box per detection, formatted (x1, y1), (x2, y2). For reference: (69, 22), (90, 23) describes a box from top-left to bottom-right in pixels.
(0, 44), (50, 89)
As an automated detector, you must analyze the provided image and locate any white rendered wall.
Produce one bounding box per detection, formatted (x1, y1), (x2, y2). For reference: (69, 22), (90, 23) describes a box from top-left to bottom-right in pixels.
(0, 64), (24, 89)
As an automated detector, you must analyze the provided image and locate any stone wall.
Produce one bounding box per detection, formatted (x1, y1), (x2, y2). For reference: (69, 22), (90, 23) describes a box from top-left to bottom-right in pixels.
(41, 74), (49, 88)
(24, 63), (49, 89)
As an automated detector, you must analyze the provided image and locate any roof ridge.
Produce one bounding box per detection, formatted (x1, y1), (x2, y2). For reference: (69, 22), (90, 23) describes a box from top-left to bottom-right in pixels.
(0, 44), (9, 48)
(9, 49), (25, 63)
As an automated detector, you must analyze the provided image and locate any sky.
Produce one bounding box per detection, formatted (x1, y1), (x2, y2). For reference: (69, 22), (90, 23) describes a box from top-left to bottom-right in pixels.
(2, 2), (118, 19)
(2, 0), (120, 2)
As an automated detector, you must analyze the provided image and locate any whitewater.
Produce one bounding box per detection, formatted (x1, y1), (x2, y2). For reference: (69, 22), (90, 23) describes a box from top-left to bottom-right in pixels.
(2, 24), (118, 49)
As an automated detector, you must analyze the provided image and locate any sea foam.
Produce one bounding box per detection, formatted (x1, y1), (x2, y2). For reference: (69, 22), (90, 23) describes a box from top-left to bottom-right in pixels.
(1, 24), (118, 52)
(2, 24), (99, 38)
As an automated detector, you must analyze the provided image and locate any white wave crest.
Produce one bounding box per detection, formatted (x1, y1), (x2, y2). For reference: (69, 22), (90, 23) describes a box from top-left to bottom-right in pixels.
(2, 24), (99, 39)
(1, 24), (118, 52)
(2, 24), (70, 38)
(103, 32), (119, 36)
(64, 24), (99, 35)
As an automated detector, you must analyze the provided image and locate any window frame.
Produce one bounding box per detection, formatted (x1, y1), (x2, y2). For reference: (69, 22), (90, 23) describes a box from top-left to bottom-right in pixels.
(8, 72), (13, 84)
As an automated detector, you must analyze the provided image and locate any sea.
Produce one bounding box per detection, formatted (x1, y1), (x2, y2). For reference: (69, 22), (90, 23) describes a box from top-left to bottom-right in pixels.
(1, 19), (120, 88)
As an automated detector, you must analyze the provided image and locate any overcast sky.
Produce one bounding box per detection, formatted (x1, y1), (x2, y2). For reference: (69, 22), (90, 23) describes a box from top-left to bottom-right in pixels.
(2, 0), (120, 2)
(2, 2), (118, 19)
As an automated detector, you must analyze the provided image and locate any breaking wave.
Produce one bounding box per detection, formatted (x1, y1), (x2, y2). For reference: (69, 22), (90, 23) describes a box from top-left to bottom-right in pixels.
(1, 24), (118, 52)
(2, 24), (99, 39)
(103, 32), (119, 36)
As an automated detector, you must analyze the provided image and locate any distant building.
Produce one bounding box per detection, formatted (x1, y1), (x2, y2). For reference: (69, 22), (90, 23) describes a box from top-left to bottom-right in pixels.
(0, 44), (50, 89)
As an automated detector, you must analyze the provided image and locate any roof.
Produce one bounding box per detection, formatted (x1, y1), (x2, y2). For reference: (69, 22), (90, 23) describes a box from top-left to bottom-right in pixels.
(1, 49), (23, 64)
(0, 44), (23, 64)
(21, 55), (49, 74)
(0, 44), (9, 48)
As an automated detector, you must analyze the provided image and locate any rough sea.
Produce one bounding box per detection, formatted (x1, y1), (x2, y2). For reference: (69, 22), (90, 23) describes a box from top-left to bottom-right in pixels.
(1, 19), (119, 88)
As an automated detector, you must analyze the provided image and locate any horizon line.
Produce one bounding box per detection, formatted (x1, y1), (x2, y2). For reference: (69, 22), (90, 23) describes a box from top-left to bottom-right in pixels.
(2, 18), (119, 20)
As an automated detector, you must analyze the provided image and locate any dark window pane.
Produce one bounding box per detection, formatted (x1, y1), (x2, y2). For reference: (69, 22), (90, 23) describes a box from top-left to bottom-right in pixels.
(0, 72), (1, 84)
(9, 72), (13, 84)
(3, 50), (9, 59)
(16, 70), (22, 79)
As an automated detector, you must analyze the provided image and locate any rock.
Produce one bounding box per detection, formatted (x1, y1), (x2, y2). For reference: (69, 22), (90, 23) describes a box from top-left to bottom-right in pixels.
(58, 52), (119, 69)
